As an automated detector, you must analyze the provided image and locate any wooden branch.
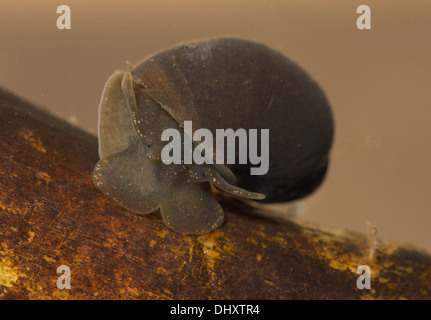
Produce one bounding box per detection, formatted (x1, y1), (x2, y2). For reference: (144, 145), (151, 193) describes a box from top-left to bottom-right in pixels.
(0, 87), (430, 300)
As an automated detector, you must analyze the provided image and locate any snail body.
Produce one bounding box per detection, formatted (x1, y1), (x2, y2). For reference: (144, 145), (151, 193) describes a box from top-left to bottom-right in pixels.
(93, 38), (334, 234)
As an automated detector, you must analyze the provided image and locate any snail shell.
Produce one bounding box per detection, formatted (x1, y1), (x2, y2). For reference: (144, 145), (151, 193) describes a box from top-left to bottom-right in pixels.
(93, 38), (334, 234)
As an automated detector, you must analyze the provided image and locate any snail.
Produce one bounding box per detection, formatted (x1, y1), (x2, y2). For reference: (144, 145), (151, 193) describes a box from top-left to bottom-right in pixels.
(93, 38), (334, 234)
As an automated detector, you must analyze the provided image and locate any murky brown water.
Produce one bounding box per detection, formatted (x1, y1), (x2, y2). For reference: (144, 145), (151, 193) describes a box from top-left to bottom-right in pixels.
(1, 0), (430, 252)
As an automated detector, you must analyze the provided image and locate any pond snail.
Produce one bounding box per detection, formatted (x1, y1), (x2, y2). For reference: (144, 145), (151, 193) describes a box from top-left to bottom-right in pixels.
(93, 38), (334, 234)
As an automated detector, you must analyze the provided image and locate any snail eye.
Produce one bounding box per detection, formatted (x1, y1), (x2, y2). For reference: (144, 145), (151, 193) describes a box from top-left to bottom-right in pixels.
(186, 167), (212, 182)
(144, 141), (153, 157)
(193, 170), (210, 181)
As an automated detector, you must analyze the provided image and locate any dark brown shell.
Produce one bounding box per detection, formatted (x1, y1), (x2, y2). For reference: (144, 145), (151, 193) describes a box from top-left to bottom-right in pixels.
(132, 38), (334, 202)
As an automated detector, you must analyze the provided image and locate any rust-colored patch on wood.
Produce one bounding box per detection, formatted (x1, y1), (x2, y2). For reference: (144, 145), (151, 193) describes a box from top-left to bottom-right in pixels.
(18, 127), (47, 153)
(0, 87), (430, 299)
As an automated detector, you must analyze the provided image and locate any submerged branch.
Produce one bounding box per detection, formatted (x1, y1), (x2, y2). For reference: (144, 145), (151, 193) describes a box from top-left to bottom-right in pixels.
(0, 87), (430, 299)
